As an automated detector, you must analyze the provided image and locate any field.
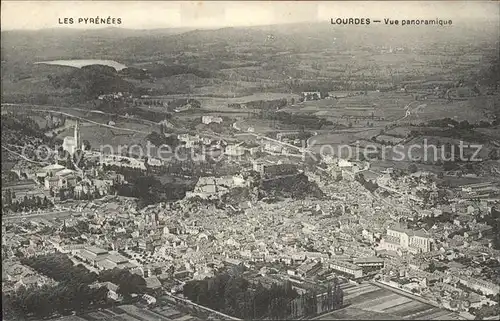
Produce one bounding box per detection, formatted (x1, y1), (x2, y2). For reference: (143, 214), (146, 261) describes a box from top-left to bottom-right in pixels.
(315, 283), (462, 320)
(151, 93), (300, 110)
(3, 105), (157, 151)
(55, 122), (151, 151)
(474, 126), (500, 139)
(307, 128), (383, 152)
(51, 302), (202, 321)
(286, 91), (495, 133)
(234, 119), (300, 133)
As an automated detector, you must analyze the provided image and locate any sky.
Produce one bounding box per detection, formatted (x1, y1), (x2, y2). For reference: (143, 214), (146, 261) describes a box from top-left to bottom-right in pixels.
(1, 1), (498, 30)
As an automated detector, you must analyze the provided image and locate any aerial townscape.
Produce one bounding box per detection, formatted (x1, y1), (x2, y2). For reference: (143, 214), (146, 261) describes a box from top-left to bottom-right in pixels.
(1, 1), (500, 321)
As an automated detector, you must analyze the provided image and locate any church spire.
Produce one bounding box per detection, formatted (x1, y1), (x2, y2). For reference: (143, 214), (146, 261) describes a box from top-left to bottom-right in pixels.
(74, 120), (81, 150)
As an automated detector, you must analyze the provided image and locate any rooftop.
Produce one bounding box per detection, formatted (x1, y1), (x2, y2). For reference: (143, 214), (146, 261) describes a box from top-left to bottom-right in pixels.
(85, 246), (109, 256)
(42, 164), (65, 171)
(55, 169), (76, 177)
(353, 256), (385, 264)
(389, 223), (429, 238)
(330, 260), (362, 271)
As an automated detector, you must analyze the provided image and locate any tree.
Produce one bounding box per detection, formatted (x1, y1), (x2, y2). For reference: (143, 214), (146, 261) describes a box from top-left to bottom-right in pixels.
(4, 189), (12, 206)
(83, 140), (91, 151)
(408, 163), (418, 173)
(59, 188), (66, 201)
(73, 149), (85, 168)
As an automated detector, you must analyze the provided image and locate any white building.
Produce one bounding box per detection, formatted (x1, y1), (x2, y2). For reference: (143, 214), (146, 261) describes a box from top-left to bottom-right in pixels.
(379, 223), (433, 254)
(302, 91), (321, 101)
(37, 164), (65, 179)
(62, 120), (81, 155)
(225, 143), (246, 157)
(202, 116), (223, 125)
(330, 260), (363, 278)
(177, 133), (201, 149)
(456, 276), (500, 296)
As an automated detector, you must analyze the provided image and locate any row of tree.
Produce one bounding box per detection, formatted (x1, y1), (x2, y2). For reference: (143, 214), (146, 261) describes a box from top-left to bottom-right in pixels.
(426, 118), (499, 129)
(167, 98), (202, 110)
(134, 99), (163, 107)
(2, 193), (53, 213)
(228, 98), (289, 110)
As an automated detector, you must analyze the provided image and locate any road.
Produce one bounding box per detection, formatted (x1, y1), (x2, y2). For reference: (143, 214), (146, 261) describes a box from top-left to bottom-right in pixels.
(1, 145), (50, 165)
(395, 100), (426, 122)
(371, 280), (443, 310)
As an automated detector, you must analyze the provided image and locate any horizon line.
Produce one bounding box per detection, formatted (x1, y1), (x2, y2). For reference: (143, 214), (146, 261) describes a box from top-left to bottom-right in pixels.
(2, 16), (498, 32)
(1, 21), (329, 32)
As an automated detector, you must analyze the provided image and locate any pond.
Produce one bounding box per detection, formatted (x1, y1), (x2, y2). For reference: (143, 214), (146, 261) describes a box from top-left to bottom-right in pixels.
(35, 59), (127, 71)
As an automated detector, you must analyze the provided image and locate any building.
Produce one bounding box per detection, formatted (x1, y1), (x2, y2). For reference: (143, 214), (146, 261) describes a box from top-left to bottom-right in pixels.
(225, 143), (246, 157)
(353, 257), (385, 268)
(276, 132), (301, 141)
(2, 179), (41, 202)
(90, 282), (121, 301)
(263, 142), (283, 154)
(74, 247), (135, 271)
(37, 164), (65, 178)
(177, 133), (201, 148)
(142, 294), (157, 305)
(242, 143), (260, 155)
(186, 175), (248, 199)
(95, 253), (131, 271)
(44, 176), (60, 190)
(456, 276), (500, 296)
(253, 162), (298, 179)
(330, 261), (363, 279)
(302, 91), (321, 101)
(74, 246), (109, 265)
(295, 261), (322, 278)
(62, 120), (81, 155)
(74, 179), (113, 198)
(202, 116), (223, 125)
(44, 169), (77, 191)
(379, 223), (433, 254)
